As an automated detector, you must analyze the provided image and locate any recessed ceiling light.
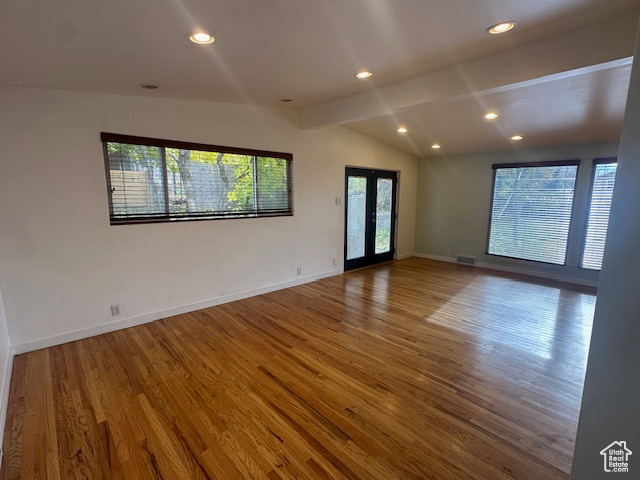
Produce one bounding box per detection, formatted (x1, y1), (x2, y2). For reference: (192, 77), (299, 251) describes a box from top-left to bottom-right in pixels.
(431, 144), (441, 149)
(355, 71), (373, 79)
(188, 32), (215, 44)
(484, 112), (499, 120)
(487, 21), (517, 35)
(397, 127), (408, 133)
(139, 84), (160, 90)
(511, 135), (523, 141)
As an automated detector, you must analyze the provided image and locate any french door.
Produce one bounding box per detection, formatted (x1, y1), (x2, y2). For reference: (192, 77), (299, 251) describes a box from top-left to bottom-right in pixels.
(344, 167), (397, 271)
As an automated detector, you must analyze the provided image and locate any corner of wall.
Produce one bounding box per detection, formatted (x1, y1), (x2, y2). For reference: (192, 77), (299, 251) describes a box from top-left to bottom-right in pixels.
(0, 288), (13, 456)
(0, 347), (13, 456)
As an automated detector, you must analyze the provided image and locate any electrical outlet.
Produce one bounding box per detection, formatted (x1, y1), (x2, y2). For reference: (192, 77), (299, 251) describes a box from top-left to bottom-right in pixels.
(110, 304), (121, 316)
(296, 267), (302, 275)
(332, 258), (337, 266)
(335, 197), (341, 206)
(446, 249), (451, 255)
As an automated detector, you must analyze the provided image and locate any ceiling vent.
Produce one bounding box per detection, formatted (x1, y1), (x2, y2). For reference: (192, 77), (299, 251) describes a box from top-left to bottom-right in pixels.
(457, 255), (476, 266)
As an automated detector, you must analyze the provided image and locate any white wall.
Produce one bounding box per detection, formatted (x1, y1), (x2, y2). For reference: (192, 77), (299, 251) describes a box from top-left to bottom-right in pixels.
(0, 87), (417, 351)
(571, 22), (640, 479)
(414, 142), (620, 285)
(0, 285), (12, 451)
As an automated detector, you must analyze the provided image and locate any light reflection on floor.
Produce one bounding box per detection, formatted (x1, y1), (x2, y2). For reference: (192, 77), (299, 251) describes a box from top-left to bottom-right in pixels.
(424, 275), (596, 363)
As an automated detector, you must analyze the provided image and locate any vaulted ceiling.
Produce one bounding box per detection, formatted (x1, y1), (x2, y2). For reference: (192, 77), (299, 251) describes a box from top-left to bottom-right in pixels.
(2, 0), (639, 156)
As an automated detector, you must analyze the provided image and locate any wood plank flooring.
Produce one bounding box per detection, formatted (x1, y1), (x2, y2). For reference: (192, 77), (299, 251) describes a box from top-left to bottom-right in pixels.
(0, 258), (597, 479)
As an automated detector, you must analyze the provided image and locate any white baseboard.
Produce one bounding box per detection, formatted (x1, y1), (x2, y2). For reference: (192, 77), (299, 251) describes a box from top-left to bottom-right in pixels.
(396, 252), (416, 260)
(9, 252), (597, 356)
(12, 269), (342, 355)
(411, 253), (598, 287)
(0, 345), (13, 456)
(412, 252), (457, 263)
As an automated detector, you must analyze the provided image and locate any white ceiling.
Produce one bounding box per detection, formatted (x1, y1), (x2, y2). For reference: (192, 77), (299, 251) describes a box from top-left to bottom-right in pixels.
(2, 0), (639, 156)
(348, 62), (632, 156)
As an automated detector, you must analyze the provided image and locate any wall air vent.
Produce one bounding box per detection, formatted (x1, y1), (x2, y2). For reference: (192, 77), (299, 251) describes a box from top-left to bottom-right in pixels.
(457, 255), (476, 266)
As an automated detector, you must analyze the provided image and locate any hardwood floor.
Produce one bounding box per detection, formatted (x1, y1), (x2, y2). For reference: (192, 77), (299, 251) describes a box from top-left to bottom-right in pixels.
(0, 258), (596, 479)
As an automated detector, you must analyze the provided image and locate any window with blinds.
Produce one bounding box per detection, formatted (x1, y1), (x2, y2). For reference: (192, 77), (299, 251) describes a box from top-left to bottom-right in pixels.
(102, 133), (293, 225)
(487, 161), (579, 265)
(582, 159), (617, 270)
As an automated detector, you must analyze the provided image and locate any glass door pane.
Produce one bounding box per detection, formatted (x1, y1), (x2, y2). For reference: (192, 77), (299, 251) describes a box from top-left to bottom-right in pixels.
(344, 168), (397, 271)
(346, 176), (367, 260)
(375, 178), (393, 254)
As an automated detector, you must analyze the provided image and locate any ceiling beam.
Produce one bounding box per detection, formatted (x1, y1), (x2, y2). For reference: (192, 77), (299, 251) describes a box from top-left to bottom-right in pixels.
(299, 13), (639, 129)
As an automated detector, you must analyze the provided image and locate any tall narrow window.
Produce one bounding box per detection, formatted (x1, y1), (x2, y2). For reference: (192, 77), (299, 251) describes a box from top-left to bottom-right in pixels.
(582, 159), (617, 270)
(487, 161), (579, 265)
(102, 133), (293, 225)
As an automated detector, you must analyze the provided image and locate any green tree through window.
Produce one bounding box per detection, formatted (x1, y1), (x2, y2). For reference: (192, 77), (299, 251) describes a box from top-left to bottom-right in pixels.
(103, 133), (292, 224)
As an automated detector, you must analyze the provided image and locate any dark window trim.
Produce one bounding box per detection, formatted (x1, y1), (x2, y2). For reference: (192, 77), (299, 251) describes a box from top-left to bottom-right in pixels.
(579, 157), (618, 270)
(109, 212), (293, 226)
(102, 132), (293, 225)
(485, 167), (499, 256)
(102, 140), (116, 220)
(491, 159), (580, 169)
(486, 159), (581, 266)
(101, 132), (293, 161)
(483, 252), (574, 267)
(592, 157), (618, 166)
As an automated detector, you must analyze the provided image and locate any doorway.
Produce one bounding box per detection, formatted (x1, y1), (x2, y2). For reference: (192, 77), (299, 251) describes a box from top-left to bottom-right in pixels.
(344, 167), (397, 271)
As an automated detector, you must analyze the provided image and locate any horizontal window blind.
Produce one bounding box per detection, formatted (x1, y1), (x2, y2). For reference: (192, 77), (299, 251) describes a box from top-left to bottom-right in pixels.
(582, 160), (617, 270)
(487, 161), (578, 265)
(102, 133), (293, 225)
